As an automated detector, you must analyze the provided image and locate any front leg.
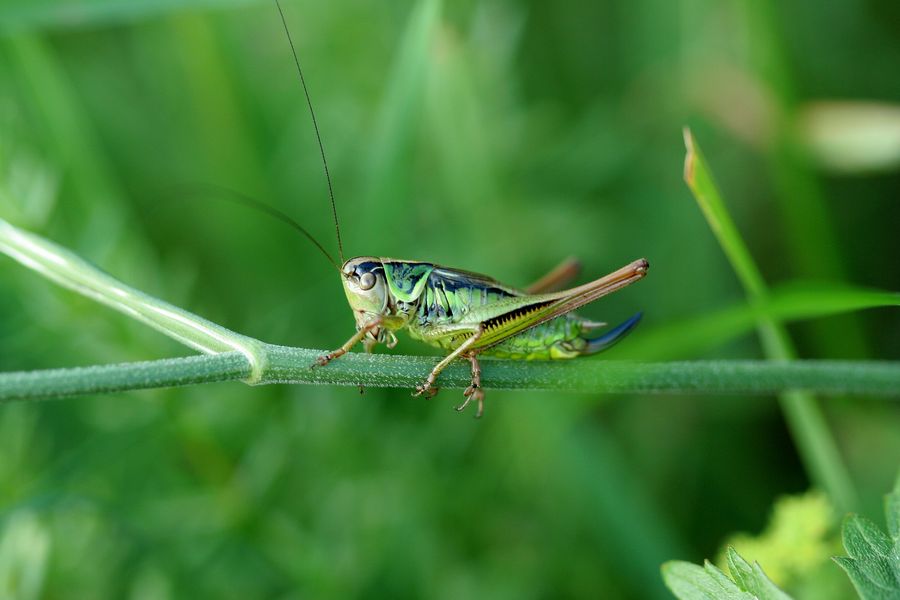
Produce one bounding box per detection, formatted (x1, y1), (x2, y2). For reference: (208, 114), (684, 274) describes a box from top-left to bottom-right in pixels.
(313, 315), (383, 368)
(412, 325), (483, 398)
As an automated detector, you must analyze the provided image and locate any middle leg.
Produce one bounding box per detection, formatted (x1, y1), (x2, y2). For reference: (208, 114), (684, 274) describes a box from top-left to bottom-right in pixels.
(412, 325), (483, 398)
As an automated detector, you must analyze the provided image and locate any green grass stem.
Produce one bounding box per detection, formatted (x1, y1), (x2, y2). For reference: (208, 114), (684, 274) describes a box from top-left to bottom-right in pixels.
(683, 128), (860, 512)
(740, 0), (869, 357)
(2, 351), (899, 404)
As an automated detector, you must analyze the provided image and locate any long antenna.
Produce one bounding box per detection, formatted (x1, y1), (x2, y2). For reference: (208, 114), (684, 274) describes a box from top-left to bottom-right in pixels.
(276, 0), (345, 265)
(171, 182), (339, 270)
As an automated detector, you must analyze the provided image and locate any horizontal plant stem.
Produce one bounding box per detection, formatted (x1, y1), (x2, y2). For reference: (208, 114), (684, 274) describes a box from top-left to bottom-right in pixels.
(1, 348), (899, 403)
(0, 353), (252, 402)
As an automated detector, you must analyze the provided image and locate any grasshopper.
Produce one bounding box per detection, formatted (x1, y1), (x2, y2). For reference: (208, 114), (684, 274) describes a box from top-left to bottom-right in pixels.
(273, 2), (649, 417)
(318, 257), (648, 417)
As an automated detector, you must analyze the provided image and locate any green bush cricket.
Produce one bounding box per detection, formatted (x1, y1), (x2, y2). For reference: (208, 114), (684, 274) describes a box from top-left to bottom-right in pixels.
(273, 1), (649, 417)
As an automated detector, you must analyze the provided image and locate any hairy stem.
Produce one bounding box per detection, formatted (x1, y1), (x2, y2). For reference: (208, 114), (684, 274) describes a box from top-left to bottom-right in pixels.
(1, 350), (899, 403)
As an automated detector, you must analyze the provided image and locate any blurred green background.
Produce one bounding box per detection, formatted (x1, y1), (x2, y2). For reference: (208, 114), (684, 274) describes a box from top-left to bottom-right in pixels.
(1, 0), (899, 598)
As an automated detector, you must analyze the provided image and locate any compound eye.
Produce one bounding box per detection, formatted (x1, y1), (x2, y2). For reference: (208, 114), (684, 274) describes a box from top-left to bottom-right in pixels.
(359, 272), (376, 290)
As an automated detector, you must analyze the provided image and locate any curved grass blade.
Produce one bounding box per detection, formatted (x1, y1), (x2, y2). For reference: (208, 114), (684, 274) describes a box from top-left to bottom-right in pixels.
(0, 216), (266, 380)
(683, 128), (859, 512)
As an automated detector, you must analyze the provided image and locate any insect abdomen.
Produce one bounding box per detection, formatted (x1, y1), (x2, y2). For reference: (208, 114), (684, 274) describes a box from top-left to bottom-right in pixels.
(484, 311), (643, 359)
(481, 315), (587, 360)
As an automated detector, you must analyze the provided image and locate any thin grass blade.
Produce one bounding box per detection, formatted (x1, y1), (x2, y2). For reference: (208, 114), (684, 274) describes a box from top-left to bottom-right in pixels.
(683, 128), (859, 513)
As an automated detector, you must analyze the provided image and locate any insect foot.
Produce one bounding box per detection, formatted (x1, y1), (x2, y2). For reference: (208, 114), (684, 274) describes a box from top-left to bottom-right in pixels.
(456, 387), (485, 419)
(412, 381), (439, 399)
(310, 352), (336, 369)
(309, 348), (347, 369)
(458, 354), (485, 418)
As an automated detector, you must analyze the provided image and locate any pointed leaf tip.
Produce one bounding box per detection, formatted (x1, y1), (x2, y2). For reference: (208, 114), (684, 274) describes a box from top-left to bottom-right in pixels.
(886, 471), (900, 539)
(662, 548), (794, 600)
(835, 487), (900, 600)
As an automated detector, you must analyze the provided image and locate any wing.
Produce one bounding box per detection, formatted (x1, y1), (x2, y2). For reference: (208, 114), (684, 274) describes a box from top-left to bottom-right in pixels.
(428, 258), (648, 349)
(430, 265), (526, 297)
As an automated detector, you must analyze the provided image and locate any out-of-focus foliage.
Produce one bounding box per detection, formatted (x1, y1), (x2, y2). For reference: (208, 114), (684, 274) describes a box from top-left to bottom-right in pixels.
(0, 0), (898, 597)
(799, 102), (900, 174)
(0, 511), (51, 600)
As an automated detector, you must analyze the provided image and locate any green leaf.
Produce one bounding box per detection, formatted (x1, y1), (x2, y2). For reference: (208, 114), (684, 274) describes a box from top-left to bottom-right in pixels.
(725, 548), (794, 600)
(887, 477), (900, 541)
(662, 561), (754, 600)
(618, 282), (900, 361)
(662, 548), (793, 600)
(719, 491), (836, 590)
(834, 475), (900, 600)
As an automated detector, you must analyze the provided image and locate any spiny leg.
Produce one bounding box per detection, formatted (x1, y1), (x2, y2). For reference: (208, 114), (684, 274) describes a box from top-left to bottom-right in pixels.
(456, 353), (485, 418)
(412, 325), (483, 399)
(313, 315), (383, 368)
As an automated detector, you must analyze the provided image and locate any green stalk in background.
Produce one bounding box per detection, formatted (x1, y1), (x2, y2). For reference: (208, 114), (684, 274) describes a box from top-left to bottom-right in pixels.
(739, 0), (869, 358)
(683, 128), (858, 513)
(362, 0), (442, 238)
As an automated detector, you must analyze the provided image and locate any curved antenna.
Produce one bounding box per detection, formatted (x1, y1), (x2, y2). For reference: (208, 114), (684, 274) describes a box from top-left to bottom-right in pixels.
(172, 182), (339, 270)
(276, 0), (345, 265)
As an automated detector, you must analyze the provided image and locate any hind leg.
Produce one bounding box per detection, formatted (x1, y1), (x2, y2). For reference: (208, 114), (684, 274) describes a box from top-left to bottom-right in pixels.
(525, 256), (581, 293)
(456, 353), (485, 418)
